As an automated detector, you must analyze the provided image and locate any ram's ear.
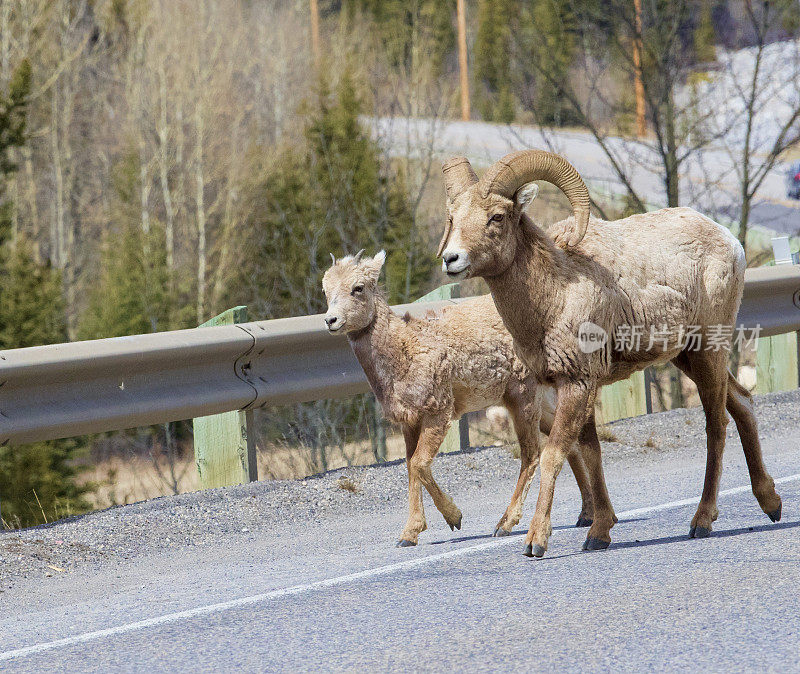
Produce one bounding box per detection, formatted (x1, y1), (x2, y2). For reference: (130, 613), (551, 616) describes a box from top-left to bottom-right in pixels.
(514, 182), (539, 210)
(364, 250), (386, 281)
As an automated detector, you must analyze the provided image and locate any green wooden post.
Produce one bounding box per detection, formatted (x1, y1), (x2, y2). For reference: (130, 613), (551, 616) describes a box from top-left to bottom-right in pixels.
(596, 370), (648, 425)
(414, 283), (469, 453)
(193, 306), (257, 488)
(756, 332), (799, 394)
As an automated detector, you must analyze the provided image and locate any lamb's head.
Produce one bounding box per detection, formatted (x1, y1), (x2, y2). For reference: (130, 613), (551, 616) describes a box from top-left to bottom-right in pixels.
(322, 249), (386, 334)
(439, 150), (591, 278)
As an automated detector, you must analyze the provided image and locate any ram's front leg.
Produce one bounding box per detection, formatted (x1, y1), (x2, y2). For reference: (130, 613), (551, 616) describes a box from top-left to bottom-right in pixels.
(397, 424), (426, 547)
(524, 381), (595, 558)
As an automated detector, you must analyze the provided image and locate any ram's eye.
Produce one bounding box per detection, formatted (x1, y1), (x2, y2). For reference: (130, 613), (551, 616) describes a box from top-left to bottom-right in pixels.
(351, 285), (364, 295)
(490, 213), (503, 222)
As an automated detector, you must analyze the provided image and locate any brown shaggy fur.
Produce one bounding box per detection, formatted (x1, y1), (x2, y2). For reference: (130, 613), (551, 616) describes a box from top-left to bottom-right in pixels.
(322, 251), (594, 546)
(440, 152), (782, 555)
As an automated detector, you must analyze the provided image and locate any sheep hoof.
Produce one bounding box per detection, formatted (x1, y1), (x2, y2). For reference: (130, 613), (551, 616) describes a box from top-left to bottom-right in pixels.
(448, 514), (462, 531)
(689, 525), (711, 539)
(396, 539), (417, 548)
(582, 537), (610, 551)
(767, 505), (782, 523)
(575, 515), (593, 528)
(493, 527), (511, 537)
(523, 543), (546, 558)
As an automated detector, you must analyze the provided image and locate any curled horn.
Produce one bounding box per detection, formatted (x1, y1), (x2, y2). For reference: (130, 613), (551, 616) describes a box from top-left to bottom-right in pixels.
(353, 249), (366, 263)
(479, 150), (591, 247)
(330, 252), (336, 266)
(438, 156), (478, 257)
(442, 156), (478, 202)
(435, 221), (451, 260)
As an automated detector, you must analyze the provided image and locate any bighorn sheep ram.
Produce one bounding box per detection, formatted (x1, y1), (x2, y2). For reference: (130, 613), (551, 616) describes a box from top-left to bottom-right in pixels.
(439, 150), (782, 557)
(322, 250), (594, 547)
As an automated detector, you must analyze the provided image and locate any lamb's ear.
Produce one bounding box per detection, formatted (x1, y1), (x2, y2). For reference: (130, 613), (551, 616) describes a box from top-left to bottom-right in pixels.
(365, 250), (386, 281)
(514, 182), (539, 210)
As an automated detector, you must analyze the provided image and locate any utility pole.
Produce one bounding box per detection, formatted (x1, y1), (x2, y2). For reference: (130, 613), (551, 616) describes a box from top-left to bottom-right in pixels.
(633, 0), (646, 136)
(310, 0), (321, 66)
(457, 0), (470, 121)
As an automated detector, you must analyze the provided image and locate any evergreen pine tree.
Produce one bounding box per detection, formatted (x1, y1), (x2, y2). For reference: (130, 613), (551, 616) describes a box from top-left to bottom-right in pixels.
(0, 58), (92, 528)
(526, 0), (579, 125)
(348, 0), (454, 77)
(474, 0), (517, 121)
(228, 67), (427, 317)
(0, 239), (91, 527)
(693, 1), (717, 63)
(78, 148), (188, 340)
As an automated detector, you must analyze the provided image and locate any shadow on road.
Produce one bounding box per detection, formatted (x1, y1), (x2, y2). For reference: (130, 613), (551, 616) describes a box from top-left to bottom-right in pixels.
(542, 518), (800, 560)
(428, 518), (649, 546)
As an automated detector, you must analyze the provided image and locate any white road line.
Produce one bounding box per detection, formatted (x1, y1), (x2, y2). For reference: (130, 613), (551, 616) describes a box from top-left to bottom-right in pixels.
(2, 472), (799, 662)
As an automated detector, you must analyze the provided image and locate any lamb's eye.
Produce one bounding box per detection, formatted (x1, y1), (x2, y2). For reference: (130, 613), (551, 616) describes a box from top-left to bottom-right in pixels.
(351, 285), (364, 295)
(490, 213), (503, 222)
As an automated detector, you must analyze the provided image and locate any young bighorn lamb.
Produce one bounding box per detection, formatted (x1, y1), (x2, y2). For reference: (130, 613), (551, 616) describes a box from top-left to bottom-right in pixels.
(439, 150), (782, 557)
(322, 250), (594, 547)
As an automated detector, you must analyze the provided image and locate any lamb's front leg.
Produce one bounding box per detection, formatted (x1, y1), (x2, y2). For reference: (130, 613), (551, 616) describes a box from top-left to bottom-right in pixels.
(397, 425), (426, 547)
(494, 402), (540, 536)
(413, 415), (463, 532)
(524, 381), (595, 558)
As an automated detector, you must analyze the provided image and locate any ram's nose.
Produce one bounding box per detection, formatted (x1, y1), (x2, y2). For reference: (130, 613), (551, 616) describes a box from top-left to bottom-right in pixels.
(442, 249), (469, 276)
(325, 315), (339, 329)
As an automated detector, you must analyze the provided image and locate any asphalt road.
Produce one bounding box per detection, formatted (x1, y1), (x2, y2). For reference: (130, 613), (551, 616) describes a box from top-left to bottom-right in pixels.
(1, 399), (799, 672)
(373, 117), (800, 235)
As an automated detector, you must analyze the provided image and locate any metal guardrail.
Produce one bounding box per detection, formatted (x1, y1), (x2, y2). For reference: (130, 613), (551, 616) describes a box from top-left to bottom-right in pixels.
(2, 265), (800, 447)
(0, 298), (462, 446)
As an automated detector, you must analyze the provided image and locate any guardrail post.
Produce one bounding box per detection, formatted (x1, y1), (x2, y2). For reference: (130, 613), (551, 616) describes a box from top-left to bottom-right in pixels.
(756, 331), (799, 394)
(596, 370), (648, 425)
(643, 367), (654, 414)
(414, 283), (469, 453)
(193, 306), (257, 488)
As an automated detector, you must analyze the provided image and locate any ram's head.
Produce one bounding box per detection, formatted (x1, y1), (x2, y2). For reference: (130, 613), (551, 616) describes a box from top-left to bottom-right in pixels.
(438, 150), (590, 279)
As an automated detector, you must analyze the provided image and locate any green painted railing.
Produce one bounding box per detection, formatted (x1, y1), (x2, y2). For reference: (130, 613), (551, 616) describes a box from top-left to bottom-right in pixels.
(193, 307), (257, 489)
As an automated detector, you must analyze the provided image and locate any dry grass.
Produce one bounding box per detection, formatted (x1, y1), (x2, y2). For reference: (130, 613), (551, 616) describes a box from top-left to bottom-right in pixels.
(81, 433), (409, 510)
(597, 425), (619, 443)
(336, 476), (360, 493)
(82, 454), (200, 510)
(643, 435), (658, 449)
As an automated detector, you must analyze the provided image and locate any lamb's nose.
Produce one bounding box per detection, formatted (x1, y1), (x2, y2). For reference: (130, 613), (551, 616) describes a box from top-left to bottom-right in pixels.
(443, 252), (460, 266)
(325, 316), (338, 328)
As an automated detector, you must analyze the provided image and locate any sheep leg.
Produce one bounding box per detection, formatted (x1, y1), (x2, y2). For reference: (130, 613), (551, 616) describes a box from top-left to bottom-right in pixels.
(725, 372), (781, 520)
(397, 424), (426, 547)
(577, 412), (616, 550)
(412, 416), (463, 532)
(539, 398), (595, 526)
(673, 354), (782, 524)
(567, 448), (595, 528)
(674, 350), (729, 538)
(523, 382), (595, 557)
(493, 401), (542, 536)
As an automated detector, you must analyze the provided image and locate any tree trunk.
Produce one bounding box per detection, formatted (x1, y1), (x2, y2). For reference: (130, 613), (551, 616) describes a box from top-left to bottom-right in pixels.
(194, 98), (206, 324)
(157, 64), (175, 272)
(663, 89), (680, 207)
